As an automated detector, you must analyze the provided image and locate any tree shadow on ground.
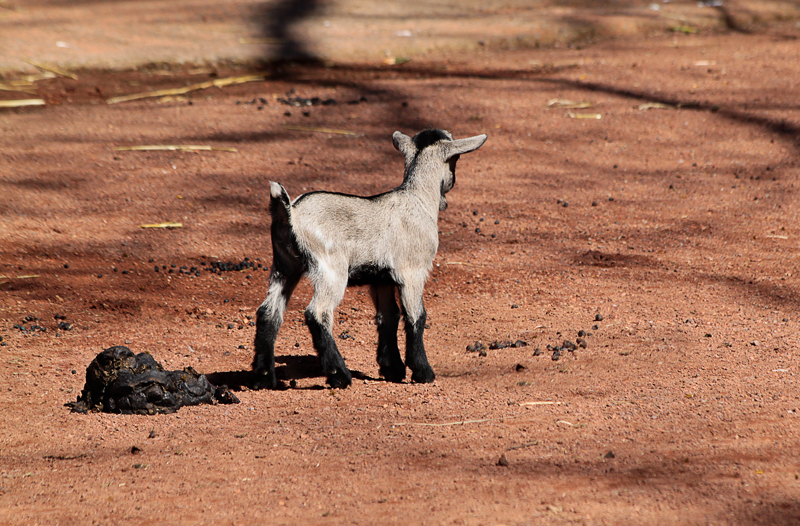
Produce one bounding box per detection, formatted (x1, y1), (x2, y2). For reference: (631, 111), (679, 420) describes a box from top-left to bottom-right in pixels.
(255, 0), (322, 64)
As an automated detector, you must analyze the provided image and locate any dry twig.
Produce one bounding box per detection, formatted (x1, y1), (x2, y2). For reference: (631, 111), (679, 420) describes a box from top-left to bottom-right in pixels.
(114, 145), (237, 153)
(106, 72), (269, 104)
(283, 125), (359, 136)
(0, 99), (45, 108)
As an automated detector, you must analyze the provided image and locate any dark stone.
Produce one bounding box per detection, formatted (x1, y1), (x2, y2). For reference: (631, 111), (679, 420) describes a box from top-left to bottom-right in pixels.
(66, 346), (239, 415)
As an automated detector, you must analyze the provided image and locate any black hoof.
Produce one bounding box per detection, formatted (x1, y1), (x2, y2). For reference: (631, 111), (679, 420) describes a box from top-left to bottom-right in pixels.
(326, 368), (352, 389)
(379, 364), (406, 383)
(251, 370), (277, 390)
(411, 367), (435, 384)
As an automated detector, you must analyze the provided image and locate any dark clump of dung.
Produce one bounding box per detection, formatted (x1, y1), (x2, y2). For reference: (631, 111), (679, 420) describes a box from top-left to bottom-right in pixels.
(205, 259), (259, 275)
(489, 339), (528, 350)
(67, 346), (238, 415)
(276, 89), (337, 107)
(466, 341), (487, 356)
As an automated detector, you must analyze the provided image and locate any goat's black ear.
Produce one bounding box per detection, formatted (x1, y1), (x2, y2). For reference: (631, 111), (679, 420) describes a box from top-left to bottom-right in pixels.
(445, 134), (488, 159)
(392, 131), (414, 156)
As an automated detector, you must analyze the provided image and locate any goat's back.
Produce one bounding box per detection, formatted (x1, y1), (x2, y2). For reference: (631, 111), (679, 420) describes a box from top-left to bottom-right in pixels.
(290, 190), (439, 272)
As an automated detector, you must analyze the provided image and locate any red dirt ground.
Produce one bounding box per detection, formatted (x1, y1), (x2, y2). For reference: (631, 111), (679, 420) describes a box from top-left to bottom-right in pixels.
(2, 15), (800, 526)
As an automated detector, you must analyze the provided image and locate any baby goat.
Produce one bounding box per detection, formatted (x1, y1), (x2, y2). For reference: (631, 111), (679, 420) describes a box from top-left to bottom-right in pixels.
(253, 129), (487, 389)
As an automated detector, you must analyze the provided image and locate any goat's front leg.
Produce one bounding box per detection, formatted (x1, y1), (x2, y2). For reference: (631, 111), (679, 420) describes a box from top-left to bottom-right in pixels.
(399, 281), (435, 384)
(306, 277), (351, 388)
(370, 284), (405, 382)
(252, 269), (299, 389)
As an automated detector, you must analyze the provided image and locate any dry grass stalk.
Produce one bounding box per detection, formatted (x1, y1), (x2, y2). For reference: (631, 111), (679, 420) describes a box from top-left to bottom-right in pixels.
(548, 99), (592, 109)
(567, 111), (602, 119)
(0, 82), (36, 94)
(283, 125), (359, 136)
(114, 145), (237, 152)
(140, 222), (183, 229)
(0, 99), (45, 108)
(638, 102), (673, 110)
(106, 72), (269, 104)
(22, 59), (77, 80)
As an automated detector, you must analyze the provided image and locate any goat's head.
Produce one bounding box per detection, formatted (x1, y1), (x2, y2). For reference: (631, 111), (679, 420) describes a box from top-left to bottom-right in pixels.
(393, 129), (488, 211)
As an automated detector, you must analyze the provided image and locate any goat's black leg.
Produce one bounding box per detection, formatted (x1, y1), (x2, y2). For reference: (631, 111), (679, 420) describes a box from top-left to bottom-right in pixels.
(399, 284), (435, 384)
(370, 284), (405, 382)
(306, 276), (351, 388)
(305, 309), (351, 388)
(252, 269), (300, 389)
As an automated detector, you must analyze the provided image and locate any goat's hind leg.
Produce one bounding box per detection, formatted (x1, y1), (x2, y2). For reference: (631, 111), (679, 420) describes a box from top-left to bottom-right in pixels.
(370, 284), (405, 382)
(399, 281), (435, 384)
(253, 268), (300, 389)
(305, 276), (351, 388)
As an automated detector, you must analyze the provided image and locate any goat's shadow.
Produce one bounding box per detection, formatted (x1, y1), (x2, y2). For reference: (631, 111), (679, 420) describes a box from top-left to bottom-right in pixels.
(204, 355), (376, 391)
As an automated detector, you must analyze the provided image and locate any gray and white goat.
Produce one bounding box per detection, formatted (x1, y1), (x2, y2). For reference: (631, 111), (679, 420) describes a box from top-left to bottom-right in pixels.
(253, 129), (487, 389)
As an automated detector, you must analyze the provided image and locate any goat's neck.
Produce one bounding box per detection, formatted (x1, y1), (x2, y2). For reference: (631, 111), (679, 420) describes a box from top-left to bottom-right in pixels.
(402, 172), (443, 222)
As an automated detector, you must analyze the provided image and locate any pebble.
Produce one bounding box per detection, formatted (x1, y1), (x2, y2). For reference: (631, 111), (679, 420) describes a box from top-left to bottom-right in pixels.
(595, 314), (604, 321)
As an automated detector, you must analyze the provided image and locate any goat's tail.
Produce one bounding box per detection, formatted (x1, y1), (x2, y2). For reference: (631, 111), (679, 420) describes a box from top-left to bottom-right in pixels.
(269, 182), (293, 226)
(269, 182), (300, 266)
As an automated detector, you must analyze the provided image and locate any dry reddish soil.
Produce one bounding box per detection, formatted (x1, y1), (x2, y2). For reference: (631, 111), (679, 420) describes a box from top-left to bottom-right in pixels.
(2, 22), (800, 526)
